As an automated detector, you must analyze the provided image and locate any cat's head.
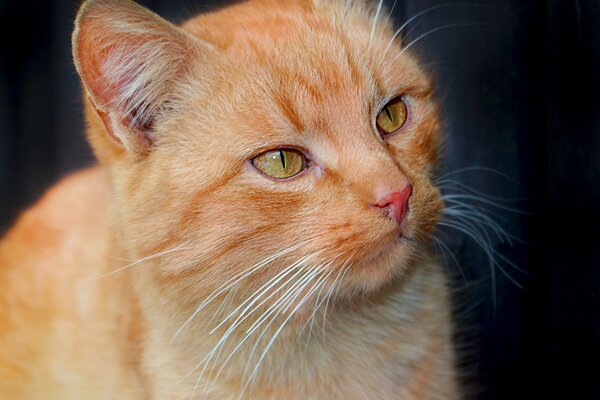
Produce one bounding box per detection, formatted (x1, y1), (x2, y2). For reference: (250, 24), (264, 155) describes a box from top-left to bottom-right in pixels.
(73, 0), (442, 303)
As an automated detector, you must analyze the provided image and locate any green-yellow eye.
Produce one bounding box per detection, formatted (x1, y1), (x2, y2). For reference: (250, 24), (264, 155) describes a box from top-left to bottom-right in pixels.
(252, 148), (306, 179)
(376, 97), (408, 136)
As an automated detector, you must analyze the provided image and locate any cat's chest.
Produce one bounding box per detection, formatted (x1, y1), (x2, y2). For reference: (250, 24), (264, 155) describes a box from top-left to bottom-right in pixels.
(143, 263), (453, 400)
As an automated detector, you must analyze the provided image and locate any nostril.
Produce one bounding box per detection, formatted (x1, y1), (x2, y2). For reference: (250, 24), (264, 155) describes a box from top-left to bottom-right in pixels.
(373, 185), (413, 224)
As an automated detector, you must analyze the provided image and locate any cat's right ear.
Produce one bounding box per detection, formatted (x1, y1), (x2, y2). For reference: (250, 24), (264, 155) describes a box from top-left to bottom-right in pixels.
(72, 0), (212, 157)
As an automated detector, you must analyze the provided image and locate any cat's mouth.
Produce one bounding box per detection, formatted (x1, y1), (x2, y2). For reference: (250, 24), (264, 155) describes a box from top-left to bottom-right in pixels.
(322, 230), (415, 298)
(374, 229), (414, 263)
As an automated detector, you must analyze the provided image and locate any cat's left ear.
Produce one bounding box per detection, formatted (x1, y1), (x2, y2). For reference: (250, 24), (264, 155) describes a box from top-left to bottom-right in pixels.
(72, 0), (212, 156)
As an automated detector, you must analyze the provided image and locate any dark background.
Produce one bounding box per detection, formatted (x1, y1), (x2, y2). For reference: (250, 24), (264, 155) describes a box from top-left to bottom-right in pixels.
(1, 0), (598, 399)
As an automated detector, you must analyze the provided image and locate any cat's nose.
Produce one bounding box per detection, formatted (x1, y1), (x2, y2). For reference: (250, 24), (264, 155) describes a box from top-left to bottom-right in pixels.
(373, 185), (413, 225)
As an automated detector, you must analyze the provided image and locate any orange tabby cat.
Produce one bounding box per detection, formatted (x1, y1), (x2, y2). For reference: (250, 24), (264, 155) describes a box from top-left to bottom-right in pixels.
(0, 0), (457, 398)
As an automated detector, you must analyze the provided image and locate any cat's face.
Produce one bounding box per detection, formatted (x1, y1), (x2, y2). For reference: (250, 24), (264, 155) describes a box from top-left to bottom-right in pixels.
(74, 0), (442, 305)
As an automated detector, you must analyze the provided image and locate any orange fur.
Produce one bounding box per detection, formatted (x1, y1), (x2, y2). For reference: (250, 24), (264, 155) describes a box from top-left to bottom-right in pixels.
(0, 0), (457, 398)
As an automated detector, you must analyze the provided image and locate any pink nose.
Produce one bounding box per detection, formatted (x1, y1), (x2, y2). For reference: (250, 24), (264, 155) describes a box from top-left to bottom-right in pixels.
(373, 185), (413, 224)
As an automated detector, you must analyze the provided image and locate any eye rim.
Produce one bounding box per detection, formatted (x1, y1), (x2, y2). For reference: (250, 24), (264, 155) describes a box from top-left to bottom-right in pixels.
(375, 95), (409, 138)
(250, 146), (310, 181)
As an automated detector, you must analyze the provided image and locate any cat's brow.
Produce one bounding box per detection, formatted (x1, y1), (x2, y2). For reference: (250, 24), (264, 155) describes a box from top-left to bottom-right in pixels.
(270, 86), (305, 132)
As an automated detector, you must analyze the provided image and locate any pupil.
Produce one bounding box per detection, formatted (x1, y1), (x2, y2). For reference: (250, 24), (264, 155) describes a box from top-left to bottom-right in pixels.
(385, 107), (393, 122)
(279, 150), (286, 169)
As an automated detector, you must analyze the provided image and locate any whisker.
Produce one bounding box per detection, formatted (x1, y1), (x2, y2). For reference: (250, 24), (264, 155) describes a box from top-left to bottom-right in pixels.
(211, 256), (340, 393)
(188, 258), (317, 396)
(188, 251), (333, 398)
(438, 220), (500, 310)
(434, 169), (529, 313)
(236, 256), (341, 373)
(81, 243), (190, 280)
(320, 253), (355, 337)
(369, 0), (385, 48)
(442, 193), (532, 215)
(171, 241), (310, 341)
(447, 204), (526, 246)
(382, 0), (398, 29)
(233, 267), (325, 396)
(208, 253), (321, 335)
(201, 265), (321, 398)
(203, 288), (236, 332)
(378, 4), (485, 68)
(439, 221), (523, 288)
(437, 166), (519, 182)
(292, 255), (348, 348)
(442, 196), (511, 221)
(243, 264), (322, 338)
(443, 206), (514, 245)
(238, 267), (332, 399)
(437, 178), (527, 202)
(172, 248), (318, 393)
(306, 259), (347, 343)
(431, 235), (467, 284)
(238, 257), (340, 378)
(490, 247), (529, 276)
(392, 22), (490, 63)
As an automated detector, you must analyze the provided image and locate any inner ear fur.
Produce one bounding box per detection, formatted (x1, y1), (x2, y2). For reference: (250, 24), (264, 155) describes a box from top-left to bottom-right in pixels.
(73, 0), (206, 156)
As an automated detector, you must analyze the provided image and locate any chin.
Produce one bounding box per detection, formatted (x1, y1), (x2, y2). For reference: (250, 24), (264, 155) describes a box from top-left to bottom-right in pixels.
(332, 233), (418, 300)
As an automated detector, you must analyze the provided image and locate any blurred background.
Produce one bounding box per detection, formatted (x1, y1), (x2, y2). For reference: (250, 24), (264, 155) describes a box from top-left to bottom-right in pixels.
(0, 0), (598, 399)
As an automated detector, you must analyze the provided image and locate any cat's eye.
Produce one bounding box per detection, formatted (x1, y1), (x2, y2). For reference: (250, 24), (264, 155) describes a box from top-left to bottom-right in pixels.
(376, 97), (408, 137)
(252, 148), (307, 179)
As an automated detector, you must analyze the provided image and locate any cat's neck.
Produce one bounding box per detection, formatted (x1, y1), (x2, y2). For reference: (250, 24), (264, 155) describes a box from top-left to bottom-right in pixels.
(129, 256), (453, 399)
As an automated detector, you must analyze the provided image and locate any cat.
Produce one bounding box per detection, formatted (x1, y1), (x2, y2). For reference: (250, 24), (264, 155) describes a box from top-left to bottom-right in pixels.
(0, 0), (458, 398)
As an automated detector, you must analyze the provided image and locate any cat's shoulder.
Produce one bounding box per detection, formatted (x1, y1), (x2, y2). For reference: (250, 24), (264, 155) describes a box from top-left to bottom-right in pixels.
(0, 166), (113, 397)
(0, 166), (109, 272)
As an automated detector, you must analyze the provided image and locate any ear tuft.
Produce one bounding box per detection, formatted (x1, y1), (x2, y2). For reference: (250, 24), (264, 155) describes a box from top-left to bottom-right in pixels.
(73, 0), (200, 155)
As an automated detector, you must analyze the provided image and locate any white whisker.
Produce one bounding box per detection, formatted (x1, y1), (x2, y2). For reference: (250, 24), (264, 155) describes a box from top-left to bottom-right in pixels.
(443, 206), (514, 245)
(237, 259), (337, 383)
(378, 3), (484, 69)
(200, 265), (319, 399)
(392, 23), (488, 64)
(233, 267), (324, 396)
(238, 266), (332, 399)
(188, 257), (317, 398)
(434, 168), (529, 313)
(442, 193), (532, 214)
(82, 243), (190, 280)
(437, 178), (527, 202)
(437, 166), (518, 182)
(319, 253), (354, 337)
(208, 253), (320, 335)
(292, 255), (346, 348)
(209, 260), (337, 393)
(369, 0), (385, 48)
(383, 0), (398, 29)
(172, 241), (309, 341)
(432, 235), (466, 283)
